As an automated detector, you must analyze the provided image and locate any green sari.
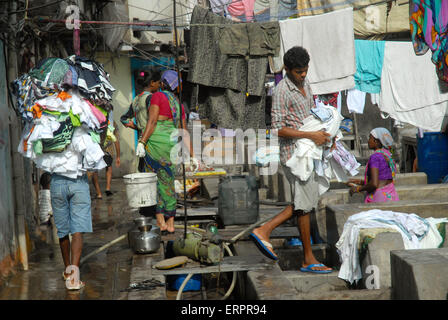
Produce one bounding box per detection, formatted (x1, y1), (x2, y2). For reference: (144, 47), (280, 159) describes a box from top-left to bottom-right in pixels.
(141, 91), (180, 218)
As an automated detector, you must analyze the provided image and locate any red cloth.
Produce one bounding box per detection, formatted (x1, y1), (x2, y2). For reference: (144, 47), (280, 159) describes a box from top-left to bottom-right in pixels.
(149, 91), (185, 120)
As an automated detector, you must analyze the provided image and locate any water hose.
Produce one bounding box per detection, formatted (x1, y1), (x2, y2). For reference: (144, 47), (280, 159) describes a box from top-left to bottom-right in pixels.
(80, 234), (127, 266)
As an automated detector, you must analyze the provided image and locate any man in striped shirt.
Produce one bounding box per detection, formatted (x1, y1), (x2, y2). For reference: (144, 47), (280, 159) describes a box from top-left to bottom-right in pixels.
(251, 46), (332, 273)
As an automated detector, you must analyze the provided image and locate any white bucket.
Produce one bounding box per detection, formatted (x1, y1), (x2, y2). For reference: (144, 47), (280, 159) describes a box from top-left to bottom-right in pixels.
(123, 172), (158, 208)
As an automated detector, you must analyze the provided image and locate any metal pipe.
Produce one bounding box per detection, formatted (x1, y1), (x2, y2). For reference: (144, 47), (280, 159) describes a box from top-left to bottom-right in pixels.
(172, 0), (188, 241)
(8, 0), (29, 271)
(32, 18), (170, 27)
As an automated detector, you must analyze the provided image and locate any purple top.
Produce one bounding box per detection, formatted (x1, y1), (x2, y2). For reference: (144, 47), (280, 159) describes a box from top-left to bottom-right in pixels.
(368, 153), (393, 180)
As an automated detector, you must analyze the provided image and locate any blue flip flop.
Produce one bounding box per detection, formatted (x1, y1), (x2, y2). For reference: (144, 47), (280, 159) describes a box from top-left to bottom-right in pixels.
(300, 263), (332, 274)
(249, 232), (278, 261)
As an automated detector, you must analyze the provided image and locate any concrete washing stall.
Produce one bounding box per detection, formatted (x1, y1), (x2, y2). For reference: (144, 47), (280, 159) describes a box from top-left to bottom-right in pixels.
(239, 172), (448, 299)
(125, 172), (448, 300)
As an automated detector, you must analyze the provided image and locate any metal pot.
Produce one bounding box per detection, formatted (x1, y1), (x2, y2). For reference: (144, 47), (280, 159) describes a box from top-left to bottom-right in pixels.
(133, 217), (153, 229)
(128, 225), (161, 254)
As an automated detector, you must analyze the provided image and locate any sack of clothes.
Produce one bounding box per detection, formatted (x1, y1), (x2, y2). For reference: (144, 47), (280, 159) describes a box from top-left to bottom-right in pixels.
(13, 56), (116, 178)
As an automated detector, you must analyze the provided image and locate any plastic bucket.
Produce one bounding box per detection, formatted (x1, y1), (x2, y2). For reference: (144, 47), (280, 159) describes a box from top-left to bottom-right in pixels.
(168, 274), (202, 292)
(417, 132), (448, 183)
(123, 173), (158, 208)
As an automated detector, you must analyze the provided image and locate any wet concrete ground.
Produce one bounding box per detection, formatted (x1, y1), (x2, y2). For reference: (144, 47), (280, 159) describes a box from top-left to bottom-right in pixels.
(0, 177), (137, 300)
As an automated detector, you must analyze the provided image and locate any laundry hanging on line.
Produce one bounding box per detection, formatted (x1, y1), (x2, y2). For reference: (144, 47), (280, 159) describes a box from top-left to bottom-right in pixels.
(379, 41), (448, 132)
(272, 7), (356, 95)
(354, 39), (385, 94)
(410, 0), (448, 83)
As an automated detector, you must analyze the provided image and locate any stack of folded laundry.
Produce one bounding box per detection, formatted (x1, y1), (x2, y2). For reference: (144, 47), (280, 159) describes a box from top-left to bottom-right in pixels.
(13, 56), (115, 178)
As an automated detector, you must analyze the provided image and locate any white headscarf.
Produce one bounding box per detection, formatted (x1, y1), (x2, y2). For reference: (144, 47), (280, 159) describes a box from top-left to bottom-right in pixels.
(370, 127), (394, 148)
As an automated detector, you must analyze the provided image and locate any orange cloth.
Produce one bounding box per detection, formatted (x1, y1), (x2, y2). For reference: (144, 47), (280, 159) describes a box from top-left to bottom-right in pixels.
(57, 91), (72, 101)
(23, 124), (35, 152)
(31, 104), (42, 119)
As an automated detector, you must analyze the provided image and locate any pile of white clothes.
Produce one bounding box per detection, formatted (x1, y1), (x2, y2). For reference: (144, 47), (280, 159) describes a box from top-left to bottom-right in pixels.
(285, 105), (360, 195)
(336, 209), (448, 284)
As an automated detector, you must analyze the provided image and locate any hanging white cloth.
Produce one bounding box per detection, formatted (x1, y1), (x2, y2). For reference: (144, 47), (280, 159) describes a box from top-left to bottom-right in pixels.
(273, 8), (356, 94)
(347, 88), (367, 114)
(379, 41), (448, 131)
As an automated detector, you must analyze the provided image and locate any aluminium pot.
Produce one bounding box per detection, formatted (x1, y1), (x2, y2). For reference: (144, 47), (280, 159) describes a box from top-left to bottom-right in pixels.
(128, 225), (161, 254)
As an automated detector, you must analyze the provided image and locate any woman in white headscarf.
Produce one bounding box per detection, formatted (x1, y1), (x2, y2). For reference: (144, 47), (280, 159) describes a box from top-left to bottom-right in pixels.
(347, 127), (399, 203)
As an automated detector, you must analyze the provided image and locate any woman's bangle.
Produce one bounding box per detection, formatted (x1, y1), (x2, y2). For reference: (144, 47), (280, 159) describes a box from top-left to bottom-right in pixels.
(138, 138), (146, 144)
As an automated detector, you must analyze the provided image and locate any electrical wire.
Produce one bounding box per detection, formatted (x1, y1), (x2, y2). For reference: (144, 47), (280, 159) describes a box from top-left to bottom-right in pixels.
(121, 41), (178, 70)
(8, 0), (65, 15)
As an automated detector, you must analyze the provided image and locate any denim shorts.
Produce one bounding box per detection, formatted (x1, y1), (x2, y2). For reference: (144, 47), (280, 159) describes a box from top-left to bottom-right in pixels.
(50, 174), (92, 238)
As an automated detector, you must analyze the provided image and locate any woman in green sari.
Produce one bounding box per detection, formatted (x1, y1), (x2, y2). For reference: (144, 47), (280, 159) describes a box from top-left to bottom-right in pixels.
(136, 70), (192, 234)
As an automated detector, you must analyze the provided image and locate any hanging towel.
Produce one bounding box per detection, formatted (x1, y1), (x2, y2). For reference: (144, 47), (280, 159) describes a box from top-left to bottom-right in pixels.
(379, 41), (448, 131)
(354, 40), (385, 94)
(347, 88), (367, 114)
(274, 8), (356, 95)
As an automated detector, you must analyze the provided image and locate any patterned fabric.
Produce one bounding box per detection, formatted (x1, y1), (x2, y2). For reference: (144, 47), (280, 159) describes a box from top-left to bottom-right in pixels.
(141, 94), (181, 219)
(364, 182), (399, 203)
(370, 127), (394, 148)
(271, 76), (315, 164)
(410, 1), (448, 82)
(132, 91), (153, 133)
(160, 91), (181, 128)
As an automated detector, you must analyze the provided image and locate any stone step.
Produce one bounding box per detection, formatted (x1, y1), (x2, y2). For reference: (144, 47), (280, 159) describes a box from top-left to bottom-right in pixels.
(391, 248), (448, 300)
(329, 172), (427, 190)
(282, 270), (348, 294)
(293, 288), (391, 300)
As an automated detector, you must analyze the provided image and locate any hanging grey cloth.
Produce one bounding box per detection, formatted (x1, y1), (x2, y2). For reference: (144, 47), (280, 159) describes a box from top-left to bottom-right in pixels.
(188, 6), (268, 97)
(193, 85), (266, 130)
(219, 21), (280, 57)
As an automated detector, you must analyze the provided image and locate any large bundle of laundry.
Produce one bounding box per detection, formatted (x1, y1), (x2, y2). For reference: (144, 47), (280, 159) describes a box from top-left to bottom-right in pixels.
(13, 56), (116, 178)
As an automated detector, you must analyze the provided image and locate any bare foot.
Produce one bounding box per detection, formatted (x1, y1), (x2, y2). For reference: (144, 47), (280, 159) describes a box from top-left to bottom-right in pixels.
(252, 227), (278, 259)
(156, 214), (167, 231)
(166, 217), (175, 233)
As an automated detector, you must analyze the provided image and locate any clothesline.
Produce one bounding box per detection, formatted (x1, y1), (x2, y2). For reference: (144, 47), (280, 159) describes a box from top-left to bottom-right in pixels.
(28, 0), (403, 30)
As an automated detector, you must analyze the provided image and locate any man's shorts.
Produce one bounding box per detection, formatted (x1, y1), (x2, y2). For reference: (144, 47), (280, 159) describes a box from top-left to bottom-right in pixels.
(103, 152), (113, 167)
(282, 164), (319, 213)
(50, 174), (92, 238)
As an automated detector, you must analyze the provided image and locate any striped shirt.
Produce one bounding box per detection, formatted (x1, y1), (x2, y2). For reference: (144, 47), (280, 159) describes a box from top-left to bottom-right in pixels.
(271, 76), (315, 164)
